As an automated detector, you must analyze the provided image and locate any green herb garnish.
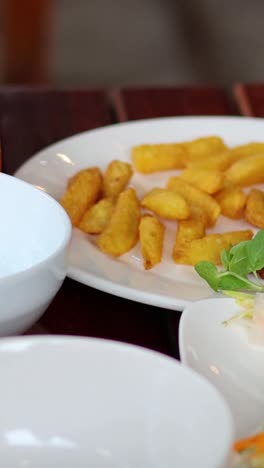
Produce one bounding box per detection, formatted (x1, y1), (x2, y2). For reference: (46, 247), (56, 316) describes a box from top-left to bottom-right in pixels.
(195, 230), (264, 293)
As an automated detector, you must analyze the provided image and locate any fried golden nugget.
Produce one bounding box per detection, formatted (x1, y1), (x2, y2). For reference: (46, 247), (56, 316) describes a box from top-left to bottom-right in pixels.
(180, 168), (224, 194)
(67, 168), (88, 188)
(215, 185), (247, 219)
(61, 167), (102, 226)
(225, 154), (264, 186)
(139, 215), (165, 270)
(103, 160), (133, 198)
(97, 188), (140, 256)
(141, 188), (190, 220)
(227, 142), (264, 163)
(173, 230), (253, 265)
(188, 204), (208, 226)
(172, 208), (206, 261)
(186, 150), (231, 171)
(184, 136), (227, 161)
(167, 177), (220, 227)
(79, 198), (114, 234)
(186, 143), (264, 172)
(245, 189), (264, 228)
(132, 144), (186, 173)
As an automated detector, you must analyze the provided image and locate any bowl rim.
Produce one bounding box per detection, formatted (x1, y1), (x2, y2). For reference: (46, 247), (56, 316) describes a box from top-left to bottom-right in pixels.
(179, 297), (233, 363)
(0, 173), (72, 283)
(0, 335), (234, 466)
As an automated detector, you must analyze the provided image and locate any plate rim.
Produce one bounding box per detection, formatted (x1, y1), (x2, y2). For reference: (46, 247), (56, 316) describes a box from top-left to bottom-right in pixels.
(14, 114), (263, 175)
(14, 116), (264, 311)
(68, 264), (190, 310)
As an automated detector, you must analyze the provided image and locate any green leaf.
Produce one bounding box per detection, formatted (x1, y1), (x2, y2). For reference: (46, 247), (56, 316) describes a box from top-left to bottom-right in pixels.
(217, 273), (253, 291)
(217, 271), (264, 292)
(228, 241), (251, 276)
(246, 230), (264, 272)
(220, 249), (230, 269)
(194, 232), (264, 294)
(194, 261), (220, 291)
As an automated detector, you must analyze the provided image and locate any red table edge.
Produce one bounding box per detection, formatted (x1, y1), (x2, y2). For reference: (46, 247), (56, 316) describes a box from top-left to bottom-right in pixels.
(233, 83), (254, 117)
(108, 88), (128, 122)
(109, 86), (235, 122)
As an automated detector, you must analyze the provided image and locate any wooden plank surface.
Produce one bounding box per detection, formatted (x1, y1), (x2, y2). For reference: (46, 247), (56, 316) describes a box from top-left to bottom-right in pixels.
(0, 87), (172, 356)
(0, 87), (111, 174)
(0, 85), (235, 358)
(234, 83), (264, 117)
(111, 86), (234, 122)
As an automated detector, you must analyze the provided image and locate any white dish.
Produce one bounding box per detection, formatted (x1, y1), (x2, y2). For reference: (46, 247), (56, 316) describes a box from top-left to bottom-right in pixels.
(15, 116), (263, 310)
(0, 335), (233, 468)
(179, 297), (264, 438)
(0, 173), (71, 335)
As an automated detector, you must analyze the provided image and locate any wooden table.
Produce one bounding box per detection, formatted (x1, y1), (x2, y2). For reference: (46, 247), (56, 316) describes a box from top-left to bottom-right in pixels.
(0, 84), (261, 358)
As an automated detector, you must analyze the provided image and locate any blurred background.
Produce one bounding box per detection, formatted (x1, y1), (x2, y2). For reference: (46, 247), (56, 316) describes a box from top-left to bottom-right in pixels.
(0, 0), (263, 87)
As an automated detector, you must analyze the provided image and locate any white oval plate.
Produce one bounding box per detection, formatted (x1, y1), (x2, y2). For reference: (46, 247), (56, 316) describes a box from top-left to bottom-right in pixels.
(15, 116), (263, 310)
(179, 298), (264, 438)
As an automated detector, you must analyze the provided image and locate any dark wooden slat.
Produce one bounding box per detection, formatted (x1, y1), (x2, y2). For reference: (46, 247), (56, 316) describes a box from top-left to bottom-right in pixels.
(0, 86), (173, 356)
(0, 86), (234, 358)
(111, 86), (234, 121)
(234, 83), (264, 117)
(28, 279), (172, 356)
(0, 87), (111, 174)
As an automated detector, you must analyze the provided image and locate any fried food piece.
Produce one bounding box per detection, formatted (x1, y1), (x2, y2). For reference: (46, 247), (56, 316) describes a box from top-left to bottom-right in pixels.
(97, 188), (140, 256)
(186, 142), (264, 172)
(173, 230), (253, 265)
(245, 189), (264, 228)
(167, 177), (220, 227)
(228, 142), (264, 163)
(172, 207), (206, 261)
(141, 188), (190, 220)
(215, 185), (247, 219)
(79, 198), (114, 234)
(132, 144), (186, 173)
(139, 215), (164, 269)
(225, 154), (264, 186)
(174, 216), (206, 247)
(103, 160), (133, 198)
(180, 168), (224, 194)
(61, 167), (102, 226)
(186, 150), (231, 171)
(184, 136), (227, 161)
(67, 168), (88, 188)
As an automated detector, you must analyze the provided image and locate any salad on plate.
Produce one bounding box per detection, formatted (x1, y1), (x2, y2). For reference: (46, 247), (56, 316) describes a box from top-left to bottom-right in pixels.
(232, 429), (264, 467)
(195, 229), (264, 345)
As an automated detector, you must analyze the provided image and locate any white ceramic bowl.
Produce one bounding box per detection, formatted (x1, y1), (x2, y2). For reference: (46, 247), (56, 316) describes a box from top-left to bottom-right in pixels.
(180, 297), (264, 438)
(0, 336), (233, 468)
(0, 173), (71, 335)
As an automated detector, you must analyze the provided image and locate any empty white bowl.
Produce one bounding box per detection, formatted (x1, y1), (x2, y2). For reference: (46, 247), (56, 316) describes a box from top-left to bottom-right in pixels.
(0, 336), (233, 468)
(0, 173), (71, 335)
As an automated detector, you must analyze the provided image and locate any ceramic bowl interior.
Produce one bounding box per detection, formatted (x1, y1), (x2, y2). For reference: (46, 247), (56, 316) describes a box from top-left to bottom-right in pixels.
(0, 173), (70, 279)
(0, 336), (233, 468)
(180, 297), (264, 438)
